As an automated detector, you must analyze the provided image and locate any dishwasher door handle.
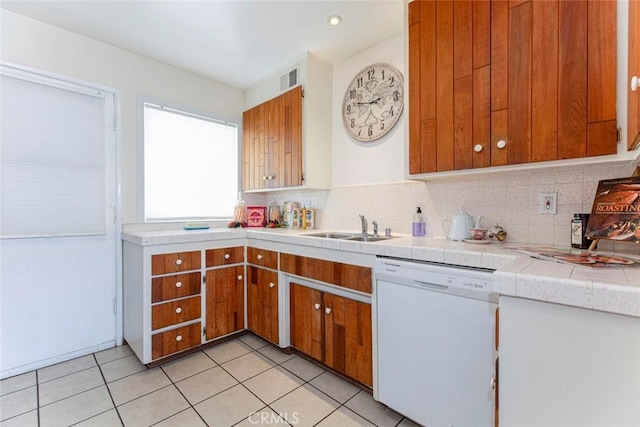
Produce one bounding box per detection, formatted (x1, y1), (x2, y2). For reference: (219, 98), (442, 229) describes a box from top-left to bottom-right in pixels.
(414, 281), (448, 292)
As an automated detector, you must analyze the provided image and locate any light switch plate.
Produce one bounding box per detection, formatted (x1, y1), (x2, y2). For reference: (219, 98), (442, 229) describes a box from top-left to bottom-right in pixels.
(539, 192), (557, 215)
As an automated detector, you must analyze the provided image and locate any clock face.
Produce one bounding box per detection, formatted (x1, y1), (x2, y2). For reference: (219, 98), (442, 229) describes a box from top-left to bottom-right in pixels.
(342, 63), (404, 142)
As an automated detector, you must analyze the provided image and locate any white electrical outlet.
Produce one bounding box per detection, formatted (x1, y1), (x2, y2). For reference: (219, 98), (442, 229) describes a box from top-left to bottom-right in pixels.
(539, 192), (557, 215)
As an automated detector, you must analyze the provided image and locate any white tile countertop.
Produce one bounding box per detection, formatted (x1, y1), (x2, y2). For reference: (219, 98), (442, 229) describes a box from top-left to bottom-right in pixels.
(121, 227), (640, 318)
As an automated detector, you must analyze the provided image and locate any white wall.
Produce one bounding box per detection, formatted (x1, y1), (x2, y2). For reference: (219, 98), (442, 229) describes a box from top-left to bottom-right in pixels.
(332, 33), (406, 187)
(0, 10), (244, 224)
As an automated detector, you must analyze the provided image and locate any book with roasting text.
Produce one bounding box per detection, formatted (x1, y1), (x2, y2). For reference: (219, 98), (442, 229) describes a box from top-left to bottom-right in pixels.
(585, 177), (640, 242)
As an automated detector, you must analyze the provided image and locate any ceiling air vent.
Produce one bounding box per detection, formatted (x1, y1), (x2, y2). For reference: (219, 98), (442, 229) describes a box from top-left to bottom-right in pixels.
(280, 68), (298, 92)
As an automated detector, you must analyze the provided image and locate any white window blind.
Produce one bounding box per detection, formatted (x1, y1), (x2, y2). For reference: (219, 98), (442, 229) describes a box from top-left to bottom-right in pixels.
(0, 73), (107, 238)
(143, 104), (238, 221)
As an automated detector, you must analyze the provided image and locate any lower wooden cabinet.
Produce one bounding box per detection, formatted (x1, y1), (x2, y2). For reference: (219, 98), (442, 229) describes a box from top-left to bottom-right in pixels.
(247, 265), (279, 344)
(124, 242), (247, 364)
(205, 265), (245, 340)
(290, 283), (373, 386)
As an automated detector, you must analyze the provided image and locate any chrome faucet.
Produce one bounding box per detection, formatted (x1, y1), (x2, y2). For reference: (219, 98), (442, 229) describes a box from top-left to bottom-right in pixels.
(372, 221), (379, 237)
(359, 215), (368, 236)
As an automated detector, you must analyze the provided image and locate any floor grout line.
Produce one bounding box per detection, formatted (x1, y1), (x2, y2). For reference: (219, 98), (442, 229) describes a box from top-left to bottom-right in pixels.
(91, 352), (126, 427)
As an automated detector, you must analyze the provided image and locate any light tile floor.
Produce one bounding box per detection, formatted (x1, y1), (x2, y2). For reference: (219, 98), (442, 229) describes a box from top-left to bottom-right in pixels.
(0, 333), (421, 427)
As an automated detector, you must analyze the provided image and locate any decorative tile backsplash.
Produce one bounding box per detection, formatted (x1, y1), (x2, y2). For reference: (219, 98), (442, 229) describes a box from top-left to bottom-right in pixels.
(247, 164), (636, 248)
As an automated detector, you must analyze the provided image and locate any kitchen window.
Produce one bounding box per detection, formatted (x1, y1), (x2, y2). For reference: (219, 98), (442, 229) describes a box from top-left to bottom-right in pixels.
(142, 103), (239, 222)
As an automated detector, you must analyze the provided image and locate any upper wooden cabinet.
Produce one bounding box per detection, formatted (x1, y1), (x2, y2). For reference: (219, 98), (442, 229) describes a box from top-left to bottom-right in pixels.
(629, 0), (640, 151)
(408, 0), (618, 174)
(242, 86), (303, 191)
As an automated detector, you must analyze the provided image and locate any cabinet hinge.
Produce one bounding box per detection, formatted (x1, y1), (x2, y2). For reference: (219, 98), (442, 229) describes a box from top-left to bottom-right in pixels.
(301, 89), (305, 98)
(202, 275), (206, 284)
(113, 297), (117, 315)
(202, 326), (206, 336)
(301, 172), (305, 182)
(617, 126), (622, 143)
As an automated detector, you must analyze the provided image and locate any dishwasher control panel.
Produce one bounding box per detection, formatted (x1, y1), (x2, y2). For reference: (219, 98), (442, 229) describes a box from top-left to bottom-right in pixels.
(376, 258), (496, 302)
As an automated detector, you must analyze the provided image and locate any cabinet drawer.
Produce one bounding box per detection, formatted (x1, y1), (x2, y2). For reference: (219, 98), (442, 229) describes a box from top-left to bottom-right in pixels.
(151, 272), (201, 303)
(246, 247), (278, 269)
(206, 246), (244, 267)
(152, 251), (201, 275)
(280, 253), (372, 294)
(152, 322), (201, 360)
(152, 296), (201, 330)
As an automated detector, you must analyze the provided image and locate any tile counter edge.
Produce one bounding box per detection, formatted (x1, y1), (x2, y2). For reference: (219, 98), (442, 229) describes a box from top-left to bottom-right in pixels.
(121, 227), (640, 317)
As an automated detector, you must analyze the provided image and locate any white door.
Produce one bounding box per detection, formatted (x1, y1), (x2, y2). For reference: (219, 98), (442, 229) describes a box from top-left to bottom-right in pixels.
(0, 64), (119, 378)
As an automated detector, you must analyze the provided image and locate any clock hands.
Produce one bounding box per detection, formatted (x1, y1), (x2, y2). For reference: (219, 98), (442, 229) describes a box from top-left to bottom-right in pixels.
(355, 97), (382, 106)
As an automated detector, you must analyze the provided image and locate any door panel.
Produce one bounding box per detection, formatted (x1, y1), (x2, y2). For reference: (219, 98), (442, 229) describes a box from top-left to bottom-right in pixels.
(0, 68), (118, 377)
(324, 294), (373, 386)
(290, 283), (323, 361)
(247, 266), (279, 344)
(206, 266), (244, 340)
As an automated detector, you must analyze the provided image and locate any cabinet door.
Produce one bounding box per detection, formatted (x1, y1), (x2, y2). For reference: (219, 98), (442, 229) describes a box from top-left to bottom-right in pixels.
(629, 0), (640, 151)
(501, 0), (617, 161)
(242, 103), (266, 191)
(290, 283), (323, 361)
(242, 86), (302, 190)
(323, 294), (373, 387)
(206, 266), (244, 341)
(247, 266), (279, 344)
(409, 0), (491, 173)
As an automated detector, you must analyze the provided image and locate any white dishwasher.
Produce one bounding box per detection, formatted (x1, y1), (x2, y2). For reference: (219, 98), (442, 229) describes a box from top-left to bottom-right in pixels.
(375, 257), (497, 427)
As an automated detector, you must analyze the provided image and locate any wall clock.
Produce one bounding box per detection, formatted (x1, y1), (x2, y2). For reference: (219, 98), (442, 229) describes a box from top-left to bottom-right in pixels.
(342, 62), (404, 142)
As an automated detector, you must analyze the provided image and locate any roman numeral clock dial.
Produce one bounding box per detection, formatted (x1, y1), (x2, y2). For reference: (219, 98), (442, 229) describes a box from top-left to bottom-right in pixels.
(342, 63), (404, 142)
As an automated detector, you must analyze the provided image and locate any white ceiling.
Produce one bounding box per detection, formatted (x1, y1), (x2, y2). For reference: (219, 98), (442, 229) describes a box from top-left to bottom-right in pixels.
(1, 0), (405, 89)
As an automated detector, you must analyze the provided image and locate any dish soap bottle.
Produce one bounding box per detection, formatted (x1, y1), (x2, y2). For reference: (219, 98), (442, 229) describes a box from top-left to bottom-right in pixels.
(412, 207), (426, 237)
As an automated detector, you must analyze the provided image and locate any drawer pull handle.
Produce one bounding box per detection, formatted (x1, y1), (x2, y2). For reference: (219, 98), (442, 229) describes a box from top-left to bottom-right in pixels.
(237, 275), (243, 280)
(314, 303), (321, 310)
(269, 282), (275, 288)
(632, 75), (639, 92)
(224, 253), (230, 260)
(176, 335), (182, 342)
(325, 307), (332, 314)
(257, 254), (263, 260)
(175, 281), (182, 288)
(175, 307), (182, 314)
(176, 259), (183, 266)
(496, 140), (506, 149)
(474, 144), (483, 153)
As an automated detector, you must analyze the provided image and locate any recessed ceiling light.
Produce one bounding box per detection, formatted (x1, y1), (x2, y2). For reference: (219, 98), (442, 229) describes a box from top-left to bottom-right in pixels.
(327, 15), (342, 26)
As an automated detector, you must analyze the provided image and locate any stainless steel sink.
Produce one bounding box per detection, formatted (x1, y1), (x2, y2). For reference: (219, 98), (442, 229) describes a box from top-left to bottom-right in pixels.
(346, 235), (392, 242)
(304, 232), (354, 239)
(304, 232), (393, 242)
